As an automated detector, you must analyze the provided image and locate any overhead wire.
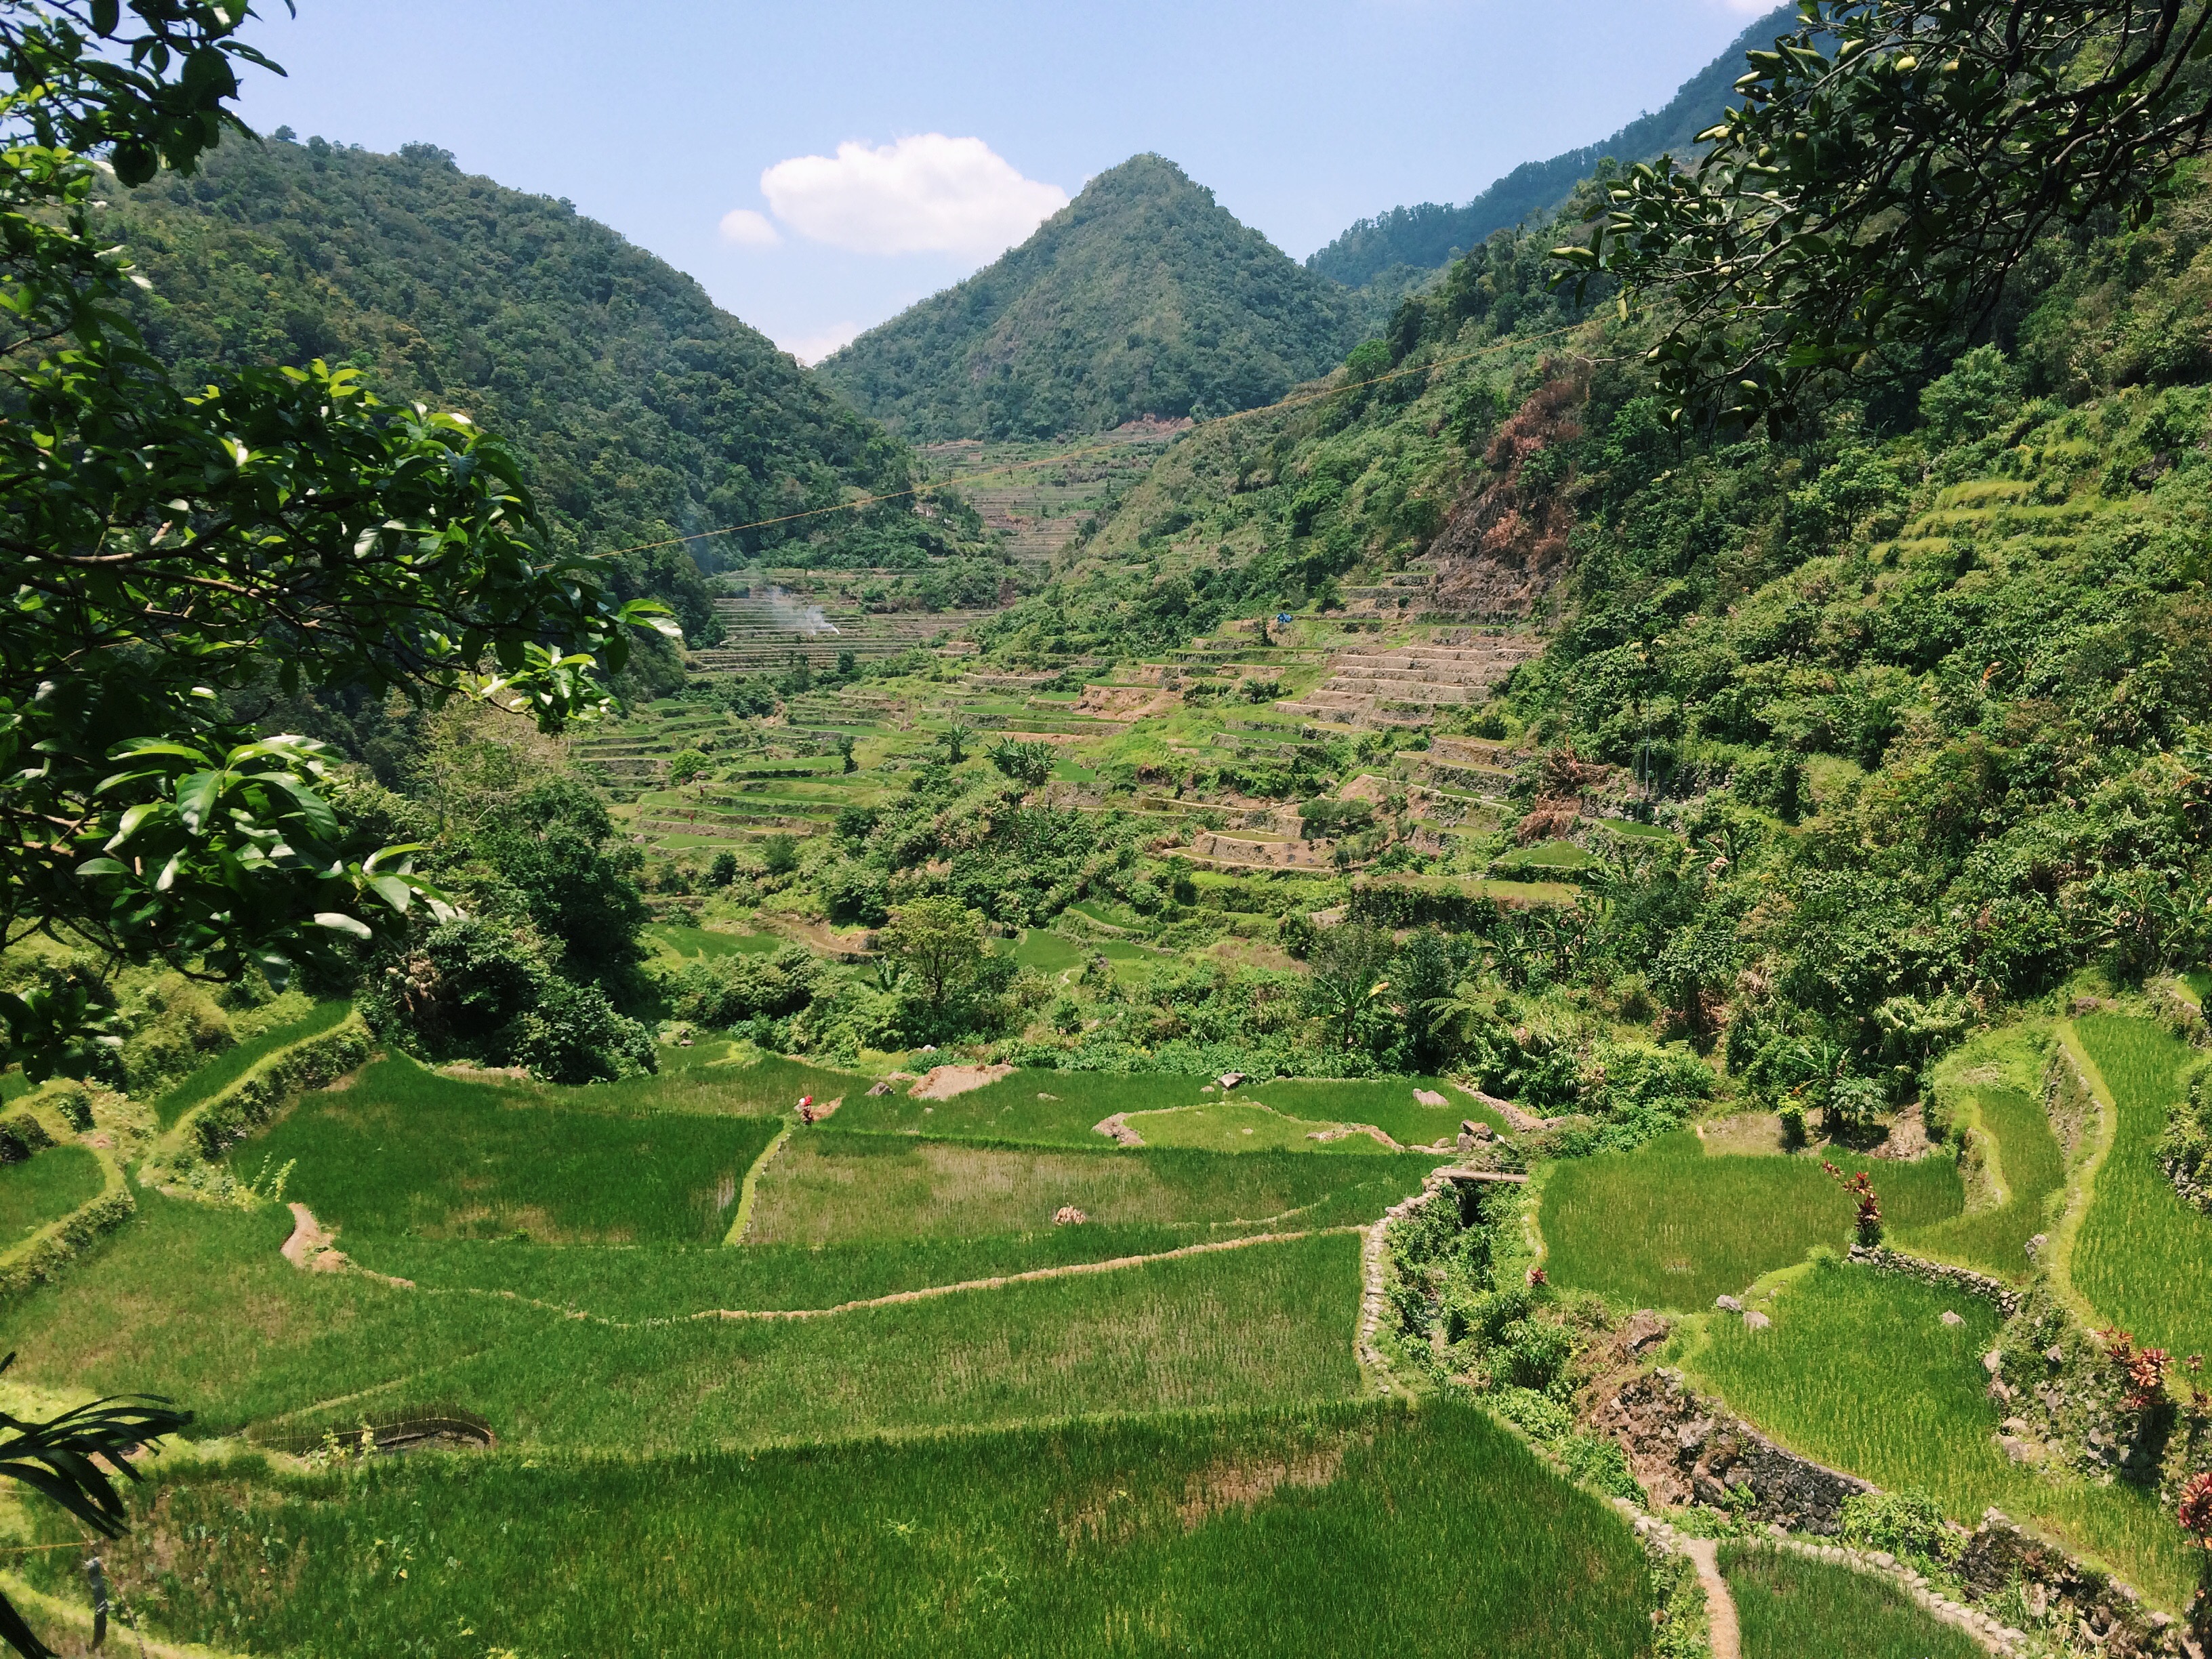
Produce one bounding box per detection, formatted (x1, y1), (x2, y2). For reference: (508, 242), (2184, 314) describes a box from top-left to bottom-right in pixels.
(599, 319), (1595, 560)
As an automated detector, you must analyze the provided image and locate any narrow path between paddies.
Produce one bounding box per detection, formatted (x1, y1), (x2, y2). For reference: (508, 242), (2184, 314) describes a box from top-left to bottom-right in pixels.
(1679, 1538), (1742, 1659)
(277, 1204), (1356, 1328)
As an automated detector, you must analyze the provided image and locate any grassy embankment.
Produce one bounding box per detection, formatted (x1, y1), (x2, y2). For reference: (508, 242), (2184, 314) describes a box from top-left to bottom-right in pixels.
(148, 998), (353, 1128)
(16, 1402), (1659, 1659)
(1720, 1546), (1986, 1659)
(1540, 1131), (1964, 1309)
(0, 1147), (104, 1242)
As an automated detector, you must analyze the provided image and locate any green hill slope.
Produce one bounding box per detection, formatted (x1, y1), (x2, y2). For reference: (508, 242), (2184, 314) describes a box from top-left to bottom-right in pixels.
(816, 155), (1363, 442)
(1307, 5), (1794, 289)
(106, 134), (950, 592)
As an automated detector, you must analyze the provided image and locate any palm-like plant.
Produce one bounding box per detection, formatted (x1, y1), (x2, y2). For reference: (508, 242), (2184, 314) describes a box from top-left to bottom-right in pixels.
(988, 739), (1057, 787)
(0, 1357), (190, 1658)
(941, 723), (975, 765)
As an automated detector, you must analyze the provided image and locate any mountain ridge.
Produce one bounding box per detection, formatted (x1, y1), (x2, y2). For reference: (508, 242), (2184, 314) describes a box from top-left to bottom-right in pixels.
(816, 154), (1364, 443)
(1307, 5), (1795, 289)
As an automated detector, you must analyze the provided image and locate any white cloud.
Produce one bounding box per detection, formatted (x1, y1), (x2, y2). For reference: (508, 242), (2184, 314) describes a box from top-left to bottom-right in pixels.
(781, 322), (861, 366)
(718, 207), (781, 248)
(760, 134), (1067, 259)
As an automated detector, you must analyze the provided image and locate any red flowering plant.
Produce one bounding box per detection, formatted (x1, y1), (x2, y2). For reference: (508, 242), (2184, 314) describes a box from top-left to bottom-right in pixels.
(2179, 1472), (2212, 1552)
(1822, 1161), (1883, 1246)
(2099, 1330), (2173, 1412)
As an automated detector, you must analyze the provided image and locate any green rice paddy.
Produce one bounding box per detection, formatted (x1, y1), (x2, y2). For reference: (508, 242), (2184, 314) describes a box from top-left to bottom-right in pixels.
(0, 1195), (1364, 1452)
(745, 1132), (1432, 1245)
(1540, 1132), (1964, 1309)
(20, 1402), (1658, 1659)
(1689, 1256), (2201, 1610)
(1720, 1545), (1986, 1659)
(1120, 1101), (1398, 1153)
(1896, 1086), (2064, 1281)
(2070, 1015), (2212, 1359)
(0, 1144), (102, 1241)
(251, 1055), (782, 1244)
(352, 1226), (1313, 1319)
(1000, 930), (1088, 975)
(647, 922), (784, 960)
(834, 1068), (1209, 1144)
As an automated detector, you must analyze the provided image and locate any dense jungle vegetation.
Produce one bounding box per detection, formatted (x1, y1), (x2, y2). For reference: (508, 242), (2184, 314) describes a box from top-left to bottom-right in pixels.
(967, 166), (2212, 1120)
(106, 129), (993, 634)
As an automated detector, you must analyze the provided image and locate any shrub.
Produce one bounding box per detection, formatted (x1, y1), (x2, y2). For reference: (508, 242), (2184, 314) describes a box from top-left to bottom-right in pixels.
(1496, 1318), (1576, 1394)
(508, 976), (656, 1084)
(1839, 1490), (1961, 1567)
(762, 834), (801, 876)
(819, 860), (890, 927)
(1298, 798), (1375, 840)
(373, 918), (655, 1085)
(670, 948), (817, 1029)
(0, 1112), (53, 1163)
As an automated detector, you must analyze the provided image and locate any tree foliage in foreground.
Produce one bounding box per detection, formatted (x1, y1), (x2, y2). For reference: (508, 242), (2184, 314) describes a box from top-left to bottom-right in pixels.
(1561, 0), (2212, 428)
(0, 0), (672, 1079)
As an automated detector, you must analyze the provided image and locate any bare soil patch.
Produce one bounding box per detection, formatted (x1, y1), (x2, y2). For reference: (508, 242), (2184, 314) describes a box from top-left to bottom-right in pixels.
(909, 1063), (1015, 1101)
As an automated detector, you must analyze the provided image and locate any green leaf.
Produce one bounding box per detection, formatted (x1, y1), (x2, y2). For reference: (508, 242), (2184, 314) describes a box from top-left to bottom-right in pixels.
(104, 801), (163, 851)
(174, 770), (226, 834)
(366, 875), (415, 913)
(107, 741), (210, 764)
(251, 772), (340, 842)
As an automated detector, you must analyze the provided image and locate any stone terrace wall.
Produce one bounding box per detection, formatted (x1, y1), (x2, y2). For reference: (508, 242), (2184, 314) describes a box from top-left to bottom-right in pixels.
(1590, 1368), (1876, 1533)
(1847, 1243), (2024, 1318)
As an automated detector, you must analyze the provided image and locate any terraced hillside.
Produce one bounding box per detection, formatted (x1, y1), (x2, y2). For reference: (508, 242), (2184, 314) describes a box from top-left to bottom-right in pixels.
(0, 1036), (1684, 1658)
(922, 425), (1184, 571)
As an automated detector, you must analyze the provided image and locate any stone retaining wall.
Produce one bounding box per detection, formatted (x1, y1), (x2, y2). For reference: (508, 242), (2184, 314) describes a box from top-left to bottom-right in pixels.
(1959, 1510), (2198, 1658)
(1591, 1369), (2203, 1655)
(1589, 1369), (1877, 1533)
(1847, 1243), (2024, 1317)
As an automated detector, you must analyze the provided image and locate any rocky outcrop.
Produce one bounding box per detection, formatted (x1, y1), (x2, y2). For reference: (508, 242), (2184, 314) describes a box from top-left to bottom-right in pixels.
(1425, 376), (1585, 621)
(1589, 1369), (1877, 1533)
(1593, 1368), (2205, 1654)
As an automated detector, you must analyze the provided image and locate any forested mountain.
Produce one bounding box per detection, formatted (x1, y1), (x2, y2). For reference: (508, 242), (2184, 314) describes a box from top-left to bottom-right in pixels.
(1307, 5), (1793, 289)
(104, 132), (972, 637)
(816, 155), (1363, 442)
(989, 156), (2212, 1036)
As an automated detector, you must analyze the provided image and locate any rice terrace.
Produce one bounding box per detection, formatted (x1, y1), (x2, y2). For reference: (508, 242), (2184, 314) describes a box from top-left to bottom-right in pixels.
(1, 1), (2211, 1657)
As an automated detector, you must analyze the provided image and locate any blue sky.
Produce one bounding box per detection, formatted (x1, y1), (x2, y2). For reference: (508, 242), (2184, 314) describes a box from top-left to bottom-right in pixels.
(228, 1), (1780, 362)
